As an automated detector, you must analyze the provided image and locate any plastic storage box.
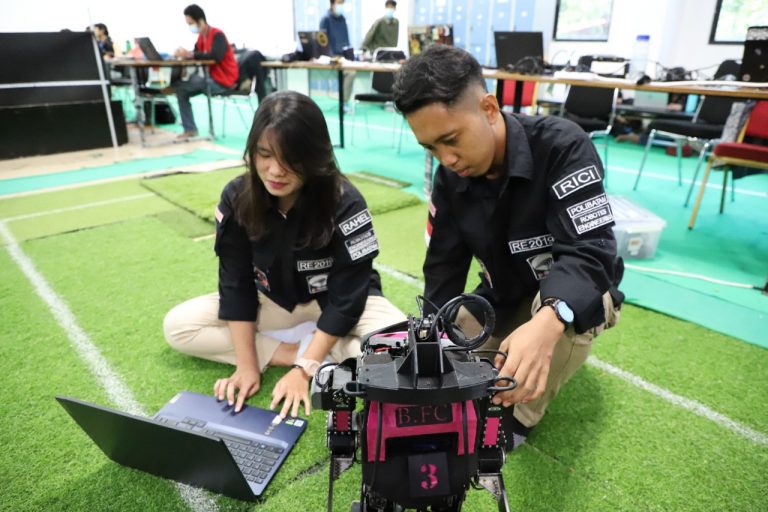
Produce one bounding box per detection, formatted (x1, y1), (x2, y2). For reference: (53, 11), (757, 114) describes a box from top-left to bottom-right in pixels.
(609, 196), (666, 259)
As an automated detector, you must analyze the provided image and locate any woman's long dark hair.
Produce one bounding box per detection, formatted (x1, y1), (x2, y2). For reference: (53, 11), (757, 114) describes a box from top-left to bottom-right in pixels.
(235, 91), (345, 249)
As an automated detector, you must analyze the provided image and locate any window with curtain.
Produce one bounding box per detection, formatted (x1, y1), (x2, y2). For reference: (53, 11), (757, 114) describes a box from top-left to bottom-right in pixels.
(553, 0), (613, 42)
(709, 0), (768, 44)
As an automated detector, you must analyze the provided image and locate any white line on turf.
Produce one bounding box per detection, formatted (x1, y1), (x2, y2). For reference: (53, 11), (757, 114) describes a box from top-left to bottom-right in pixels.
(2, 193), (155, 222)
(587, 356), (768, 447)
(374, 264), (768, 447)
(0, 220), (218, 512)
(609, 165), (768, 198)
(194, 233), (216, 242)
(373, 262), (424, 289)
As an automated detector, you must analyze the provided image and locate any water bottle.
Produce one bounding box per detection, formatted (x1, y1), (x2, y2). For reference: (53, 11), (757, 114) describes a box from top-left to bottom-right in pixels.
(628, 35), (650, 81)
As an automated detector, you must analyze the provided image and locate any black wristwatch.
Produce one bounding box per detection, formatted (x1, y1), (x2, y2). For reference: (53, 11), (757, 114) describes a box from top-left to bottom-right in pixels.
(539, 298), (574, 328)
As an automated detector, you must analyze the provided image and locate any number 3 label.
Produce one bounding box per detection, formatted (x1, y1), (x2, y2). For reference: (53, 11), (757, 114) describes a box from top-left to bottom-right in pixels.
(420, 463), (439, 490)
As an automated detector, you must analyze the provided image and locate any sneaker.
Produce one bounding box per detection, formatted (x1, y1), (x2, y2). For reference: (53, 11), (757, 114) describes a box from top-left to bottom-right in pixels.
(175, 130), (198, 141)
(501, 406), (532, 452)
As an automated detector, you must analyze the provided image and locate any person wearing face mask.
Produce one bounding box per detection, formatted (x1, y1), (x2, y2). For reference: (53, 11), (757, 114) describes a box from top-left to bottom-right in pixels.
(319, 0), (355, 107)
(163, 91), (406, 419)
(171, 4), (238, 140)
(392, 45), (624, 452)
(362, 1), (399, 54)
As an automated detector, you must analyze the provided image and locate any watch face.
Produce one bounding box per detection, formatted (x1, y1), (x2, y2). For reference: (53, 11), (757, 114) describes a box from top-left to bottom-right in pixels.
(556, 301), (575, 323)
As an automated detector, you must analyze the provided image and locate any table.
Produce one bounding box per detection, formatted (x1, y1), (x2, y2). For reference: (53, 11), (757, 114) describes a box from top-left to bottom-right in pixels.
(486, 69), (768, 113)
(263, 60), (400, 149)
(111, 58), (215, 146)
(264, 60), (768, 148)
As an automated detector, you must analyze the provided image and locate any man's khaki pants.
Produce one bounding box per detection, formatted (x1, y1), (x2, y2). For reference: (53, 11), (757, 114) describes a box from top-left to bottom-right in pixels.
(457, 292), (620, 428)
(163, 293), (406, 372)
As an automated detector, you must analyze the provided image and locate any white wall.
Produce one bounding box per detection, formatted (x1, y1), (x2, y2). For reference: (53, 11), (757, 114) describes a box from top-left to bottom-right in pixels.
(532, 0), (744, 77)
(0, 0), (296, 58)
(0, 0), (744, 73)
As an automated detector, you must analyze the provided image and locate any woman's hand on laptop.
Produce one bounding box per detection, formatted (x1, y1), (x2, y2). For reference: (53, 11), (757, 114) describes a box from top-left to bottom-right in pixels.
(214, 366), (261, 413)
(270, 370), (311, 419)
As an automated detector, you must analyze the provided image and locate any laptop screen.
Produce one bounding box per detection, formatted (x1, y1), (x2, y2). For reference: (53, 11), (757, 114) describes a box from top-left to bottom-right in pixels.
(135, 37), (162, 61)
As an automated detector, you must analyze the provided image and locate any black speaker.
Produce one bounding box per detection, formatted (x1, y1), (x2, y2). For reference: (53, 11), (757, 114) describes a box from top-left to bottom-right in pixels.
(739, 26), (768, 82)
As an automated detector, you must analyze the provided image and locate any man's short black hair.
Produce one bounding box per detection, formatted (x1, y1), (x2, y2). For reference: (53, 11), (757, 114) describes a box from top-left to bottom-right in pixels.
(184, 4), (206, 23)
(385, 1), (397, 7)
(393, 45), (486, 115)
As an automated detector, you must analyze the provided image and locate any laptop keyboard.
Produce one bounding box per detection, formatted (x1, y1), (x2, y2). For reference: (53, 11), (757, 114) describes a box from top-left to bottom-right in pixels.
(157, 416), (284, 484)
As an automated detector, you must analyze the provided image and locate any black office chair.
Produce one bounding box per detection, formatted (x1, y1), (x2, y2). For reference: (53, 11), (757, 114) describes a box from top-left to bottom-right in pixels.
(633, 59), (741, 193)
(350, 48), (407, 151)
(215, 49), (271, 138)
(560, 85), (618, 183)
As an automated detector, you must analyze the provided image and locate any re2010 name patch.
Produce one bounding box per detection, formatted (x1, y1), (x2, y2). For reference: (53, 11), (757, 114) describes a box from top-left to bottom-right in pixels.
(552, 165), (602, 199)
(345, 229), (379, 261)
(508, 234), (555, 254)
(568, 194), (614, 234)
(338, 209), (372, 236)
(296, 257), (333, 272)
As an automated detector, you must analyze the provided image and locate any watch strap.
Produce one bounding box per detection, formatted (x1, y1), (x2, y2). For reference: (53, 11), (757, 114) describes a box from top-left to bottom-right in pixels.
(294, 357), (321, 378)
(538, 297), (572, 327)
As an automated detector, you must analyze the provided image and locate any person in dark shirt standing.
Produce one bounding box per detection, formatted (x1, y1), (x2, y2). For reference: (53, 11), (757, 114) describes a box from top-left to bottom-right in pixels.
(172, 4), (239, 140)
(163, 91), (406, 418)
(392, 45), (624, 451)
(362, 1), (399, 55)
(319, 0), (355, 106)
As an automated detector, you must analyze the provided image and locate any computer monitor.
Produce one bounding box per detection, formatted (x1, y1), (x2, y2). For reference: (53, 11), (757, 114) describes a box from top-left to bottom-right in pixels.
(407, 25), (453, 56)
(494, 31), (544, 71)
(297, 31), (332, 60)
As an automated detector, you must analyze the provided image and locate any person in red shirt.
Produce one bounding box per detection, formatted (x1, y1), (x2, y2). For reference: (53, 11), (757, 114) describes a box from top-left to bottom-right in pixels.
(172, 4), (239, 140)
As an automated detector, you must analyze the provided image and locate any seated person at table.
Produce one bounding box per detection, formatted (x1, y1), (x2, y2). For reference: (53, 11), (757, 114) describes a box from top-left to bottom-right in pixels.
(171, 3), (238, 140)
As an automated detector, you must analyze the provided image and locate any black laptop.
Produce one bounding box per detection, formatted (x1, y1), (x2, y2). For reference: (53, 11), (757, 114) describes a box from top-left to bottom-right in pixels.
(135, 37), (165, 61)
(56, 390), (307, 501)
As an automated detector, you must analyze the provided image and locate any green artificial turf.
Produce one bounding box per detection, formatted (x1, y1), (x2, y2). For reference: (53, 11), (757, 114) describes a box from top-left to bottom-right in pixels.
(0, 249), (190, 512)
(0, 149), (236, 197)
(140, 167), (421, 223)
(2, 140), (767, 510)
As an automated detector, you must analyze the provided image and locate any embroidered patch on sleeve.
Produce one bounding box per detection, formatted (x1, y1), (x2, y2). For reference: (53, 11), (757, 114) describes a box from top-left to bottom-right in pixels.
(477, 258), (493, 288)
(306, 273), (329, 294)
(508, 234), (555, 254)
(567, 193), (614, 234)
(338, 209), (372, 236)
(254, 266), (270, 291)
(296, 258), (334, 272)
(428, 198), (437, 217)
(345, 229), (379, 261)
(552, 165), (602, 199)
(526, 252), (553, 281)
(214, 206), (224, 223)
